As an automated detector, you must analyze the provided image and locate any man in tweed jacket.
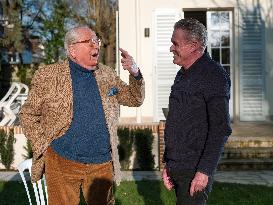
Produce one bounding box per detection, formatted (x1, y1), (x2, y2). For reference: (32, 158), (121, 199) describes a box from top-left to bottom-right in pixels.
(20, 26), (144, 205)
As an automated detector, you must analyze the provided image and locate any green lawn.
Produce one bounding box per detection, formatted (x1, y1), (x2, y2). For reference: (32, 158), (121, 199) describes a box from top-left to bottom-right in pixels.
(0, 180), (272, 205)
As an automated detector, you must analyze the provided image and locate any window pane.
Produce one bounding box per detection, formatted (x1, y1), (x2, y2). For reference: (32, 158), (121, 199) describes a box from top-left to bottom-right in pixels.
(210, 31), (220, 47)
(220, 12), (229, 30)
(222, 48), (230, 64)
(221, 30), (230, 46)
(211, 48), (220, 63)
(211, 12), (220, 29)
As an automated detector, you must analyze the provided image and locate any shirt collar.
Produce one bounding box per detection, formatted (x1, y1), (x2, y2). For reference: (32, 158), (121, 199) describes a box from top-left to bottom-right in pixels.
(179, 52), (210, 76)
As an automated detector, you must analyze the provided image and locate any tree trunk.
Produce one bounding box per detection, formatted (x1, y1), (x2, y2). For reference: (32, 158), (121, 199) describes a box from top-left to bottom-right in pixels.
(87, 0), (117, 69)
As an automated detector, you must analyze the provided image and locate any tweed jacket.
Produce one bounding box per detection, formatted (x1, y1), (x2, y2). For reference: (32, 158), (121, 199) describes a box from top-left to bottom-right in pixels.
(19, 61), (145, 184)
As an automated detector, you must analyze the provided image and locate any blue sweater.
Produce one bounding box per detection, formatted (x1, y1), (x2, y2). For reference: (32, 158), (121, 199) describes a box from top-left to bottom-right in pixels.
(51, 60), (111, 164)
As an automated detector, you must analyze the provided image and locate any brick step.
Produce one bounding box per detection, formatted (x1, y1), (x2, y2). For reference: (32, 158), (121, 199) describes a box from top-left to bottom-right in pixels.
(223, 147), (273, 159)
(225, 136), (273, 148)
(218, 158), (273, 171)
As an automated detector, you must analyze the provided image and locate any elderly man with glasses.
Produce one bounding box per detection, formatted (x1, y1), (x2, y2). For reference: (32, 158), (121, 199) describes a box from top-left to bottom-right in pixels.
(20, 26), (145, 205)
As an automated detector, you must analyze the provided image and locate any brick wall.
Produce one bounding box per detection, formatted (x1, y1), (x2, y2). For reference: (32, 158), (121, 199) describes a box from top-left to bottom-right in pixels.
(0, 123), (166, 170)
(118, 122), (160, 134)
(159, 121), (166, 170)
(0, 126), (23, 134)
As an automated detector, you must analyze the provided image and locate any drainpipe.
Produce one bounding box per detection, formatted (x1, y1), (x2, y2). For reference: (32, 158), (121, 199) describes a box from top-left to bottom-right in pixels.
(135, 0), (142, 123)
(116, 10), (120, 76)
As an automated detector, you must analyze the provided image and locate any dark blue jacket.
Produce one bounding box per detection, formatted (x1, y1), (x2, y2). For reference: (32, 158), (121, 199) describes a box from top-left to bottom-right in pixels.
(164, 52), (232, 176)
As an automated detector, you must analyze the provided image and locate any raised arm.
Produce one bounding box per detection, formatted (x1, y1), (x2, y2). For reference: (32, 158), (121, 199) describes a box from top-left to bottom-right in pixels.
(114, 48), (145, 107)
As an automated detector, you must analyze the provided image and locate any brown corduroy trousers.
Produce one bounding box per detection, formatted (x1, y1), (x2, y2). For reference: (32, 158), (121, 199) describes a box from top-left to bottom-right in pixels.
(44, 147), (115, 205)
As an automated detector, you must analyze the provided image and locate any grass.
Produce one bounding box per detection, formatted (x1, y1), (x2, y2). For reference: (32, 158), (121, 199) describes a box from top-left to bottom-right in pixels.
(0, 180), (273, 205)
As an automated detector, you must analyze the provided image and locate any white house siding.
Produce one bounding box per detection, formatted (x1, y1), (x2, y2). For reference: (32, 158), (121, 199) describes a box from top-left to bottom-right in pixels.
(118, 0), (273, 122)
(118, 0), (186, 123)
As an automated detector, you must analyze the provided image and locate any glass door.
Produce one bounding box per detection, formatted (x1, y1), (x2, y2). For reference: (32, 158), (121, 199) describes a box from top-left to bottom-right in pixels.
(207, 11), (233, 120)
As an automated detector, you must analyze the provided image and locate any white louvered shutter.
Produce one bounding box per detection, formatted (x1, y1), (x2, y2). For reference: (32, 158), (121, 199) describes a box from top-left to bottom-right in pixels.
(154, 9), (181, 121)
(239, 8), (266, 121)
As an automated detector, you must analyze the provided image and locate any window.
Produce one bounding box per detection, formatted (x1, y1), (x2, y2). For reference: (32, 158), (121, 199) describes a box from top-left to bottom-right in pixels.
(207, 11), (232, 75)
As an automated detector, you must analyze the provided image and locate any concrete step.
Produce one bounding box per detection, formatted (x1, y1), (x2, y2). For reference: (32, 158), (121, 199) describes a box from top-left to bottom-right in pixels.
(218, 158), (273, 171)
(223, 147), (273, 159)
(225, 136), (273, 148)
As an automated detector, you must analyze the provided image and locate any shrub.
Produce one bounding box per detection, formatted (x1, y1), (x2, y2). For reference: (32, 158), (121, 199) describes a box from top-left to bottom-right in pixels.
(0, 129), (16, 170)
(118, 128), (134, 170)
(22, 139), (33, 159)
(133, 128), (155, 170)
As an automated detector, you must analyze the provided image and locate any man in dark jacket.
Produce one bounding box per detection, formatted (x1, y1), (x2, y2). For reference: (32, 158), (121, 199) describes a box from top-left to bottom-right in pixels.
(162, 18), (232, 205)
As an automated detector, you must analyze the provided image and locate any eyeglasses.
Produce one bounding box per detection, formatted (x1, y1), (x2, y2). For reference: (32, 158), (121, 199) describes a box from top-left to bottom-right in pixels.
(73, 38), (101, 47)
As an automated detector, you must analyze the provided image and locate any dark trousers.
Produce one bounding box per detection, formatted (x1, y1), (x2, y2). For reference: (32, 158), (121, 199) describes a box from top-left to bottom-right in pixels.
(169, 169), (213, 205)
(45, 147), (114, 205)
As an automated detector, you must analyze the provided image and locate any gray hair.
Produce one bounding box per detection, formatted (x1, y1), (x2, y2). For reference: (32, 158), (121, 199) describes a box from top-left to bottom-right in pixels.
(64, 26), (91, 56)
(174, 18), (207, 50)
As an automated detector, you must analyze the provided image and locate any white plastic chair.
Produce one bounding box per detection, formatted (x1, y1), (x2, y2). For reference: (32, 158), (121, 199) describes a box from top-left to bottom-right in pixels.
(0, 82), (29, 126)
(17, 159), (48, 205)
(0, 82), (20, 104)
(18, 83), (29, 105)
(0, 82), (21, 126)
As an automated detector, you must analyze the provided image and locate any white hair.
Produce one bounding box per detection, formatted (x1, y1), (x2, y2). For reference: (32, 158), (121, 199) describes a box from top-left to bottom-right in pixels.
(64, 26), (91, 56)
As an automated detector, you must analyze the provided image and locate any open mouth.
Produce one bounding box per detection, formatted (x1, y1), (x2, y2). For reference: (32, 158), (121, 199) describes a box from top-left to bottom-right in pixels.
(173, 52), (179, 58)
(91, 53), (99, 58)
